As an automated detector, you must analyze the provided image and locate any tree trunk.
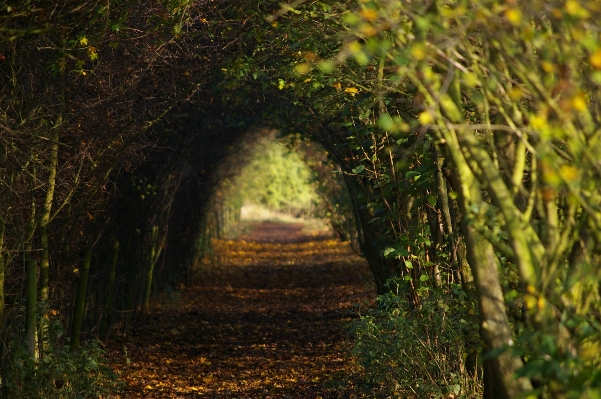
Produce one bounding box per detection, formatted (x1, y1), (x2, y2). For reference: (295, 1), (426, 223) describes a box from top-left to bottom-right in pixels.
(25, 257), (37, 357)
(24, 179), (38, 358)
(144, 225), (166, 311)
(38, 127), (60, 354)
(442, 132), (532, 398)
(100, 238), (119, 341)
(71, 248), (92, 351)
(343, 174), (390, 294)
(0, 214), (5, 328)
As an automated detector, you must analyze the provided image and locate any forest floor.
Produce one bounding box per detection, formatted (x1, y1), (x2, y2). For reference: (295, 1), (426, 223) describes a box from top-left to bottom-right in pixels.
(106, 221), (375, 398)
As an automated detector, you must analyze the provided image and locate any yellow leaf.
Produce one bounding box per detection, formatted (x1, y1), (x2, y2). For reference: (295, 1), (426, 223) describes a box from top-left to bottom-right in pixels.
(578, 340), (600, 361)
(302, 51), (318, 62)
(537, 296), (546, 311)
(565, 0), (590, 18)
(526, 285), (537, 294)
(505, 8), (522, 26)
(571, 93), (587, 112)
(359, 9), (377, 22)
(524, 294), (537, 310)
(346, 41), (362, 55)
(529, 113), (547, 130)
(559, 165), (579, 182)
(295, 63), (311, 74)
(80, 37), (88, 45)
(508, 87), (523, 101)
(88, 47), (98, 61)
(358, 23), (377, 37)
(344, 87), (359, 96)
(590, 50), (601, 69)
(543, 169), (561, 187)
(418, 111), (433, 125)
(410, 44), (426, 61)
(551, 8), (563, 19)
(463, 72), (479, 87)
(541, 61), (556, 73)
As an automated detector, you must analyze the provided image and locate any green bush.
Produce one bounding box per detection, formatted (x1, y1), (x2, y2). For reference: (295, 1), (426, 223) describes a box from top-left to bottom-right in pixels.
(6, 339), (120, 399)
(350, 280), (481, 398)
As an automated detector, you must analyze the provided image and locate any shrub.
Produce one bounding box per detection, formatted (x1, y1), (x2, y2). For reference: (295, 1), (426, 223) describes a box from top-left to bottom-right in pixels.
(6, 339), (120, 399)
(350, 279), (481, 398)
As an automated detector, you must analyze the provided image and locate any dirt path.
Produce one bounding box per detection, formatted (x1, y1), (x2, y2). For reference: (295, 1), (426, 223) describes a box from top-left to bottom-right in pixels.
(107, 222), (374, 398)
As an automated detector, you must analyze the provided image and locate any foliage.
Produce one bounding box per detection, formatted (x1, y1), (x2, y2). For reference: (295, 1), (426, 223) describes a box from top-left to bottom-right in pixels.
(351, 279), (481, 398)
(7, 338), (119, 398)
(255, 0), (601, 396)
(233, 138), (318, 214)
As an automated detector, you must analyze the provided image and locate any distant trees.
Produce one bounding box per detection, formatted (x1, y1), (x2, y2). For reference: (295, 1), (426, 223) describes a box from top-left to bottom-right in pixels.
(229, 138), (317, 215)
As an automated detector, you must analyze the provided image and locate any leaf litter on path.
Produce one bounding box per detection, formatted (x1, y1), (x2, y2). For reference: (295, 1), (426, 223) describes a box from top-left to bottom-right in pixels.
(106, 222), (374, 398)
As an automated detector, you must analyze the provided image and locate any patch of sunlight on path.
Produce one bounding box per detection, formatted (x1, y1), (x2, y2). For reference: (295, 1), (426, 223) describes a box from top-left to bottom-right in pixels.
(107, 221), (375, 399)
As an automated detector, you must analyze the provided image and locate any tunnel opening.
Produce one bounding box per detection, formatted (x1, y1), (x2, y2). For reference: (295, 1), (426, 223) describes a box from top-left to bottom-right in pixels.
(199, 129), (358, 246)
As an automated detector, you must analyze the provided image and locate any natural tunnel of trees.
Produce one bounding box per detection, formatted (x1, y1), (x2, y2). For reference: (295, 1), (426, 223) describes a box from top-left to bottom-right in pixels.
(2, 0), (601, 398)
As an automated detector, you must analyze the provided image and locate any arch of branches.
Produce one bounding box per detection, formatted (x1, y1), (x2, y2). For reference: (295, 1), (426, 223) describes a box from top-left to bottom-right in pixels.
(2, 1), (601, 398)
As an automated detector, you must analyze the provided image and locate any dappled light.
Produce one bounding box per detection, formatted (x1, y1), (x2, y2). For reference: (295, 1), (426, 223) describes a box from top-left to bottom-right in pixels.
(4, 0), (601, 397)
(106, 223), (373, 398)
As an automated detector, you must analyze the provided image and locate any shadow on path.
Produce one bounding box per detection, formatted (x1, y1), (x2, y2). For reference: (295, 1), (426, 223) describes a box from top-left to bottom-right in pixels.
(107, 222), (374, 398)
(236, 221), (334, 243)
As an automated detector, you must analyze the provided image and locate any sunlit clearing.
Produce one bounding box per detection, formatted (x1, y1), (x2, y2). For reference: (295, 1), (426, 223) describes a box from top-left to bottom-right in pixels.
(223, 138), (331, 235)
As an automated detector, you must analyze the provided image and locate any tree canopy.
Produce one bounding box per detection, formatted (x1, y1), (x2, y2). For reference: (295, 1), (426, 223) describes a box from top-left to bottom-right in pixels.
(1, 0), (601, 397)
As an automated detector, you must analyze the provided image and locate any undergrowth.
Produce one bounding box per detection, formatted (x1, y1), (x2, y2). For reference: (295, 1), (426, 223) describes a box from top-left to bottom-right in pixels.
(350, 278), (482, 398)
(5, 320), (120, 398)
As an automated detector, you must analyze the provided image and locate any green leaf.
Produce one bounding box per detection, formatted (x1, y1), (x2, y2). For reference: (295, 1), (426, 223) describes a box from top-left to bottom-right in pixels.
(427, 195), (437, 206)
(406, 171), (420, 180)
(452, 384), (461, 395)
(419, 274), (429, 282)
(378, 113), (394, 131)
(383, 247), (395, 257)
(352, 165), (365, 174)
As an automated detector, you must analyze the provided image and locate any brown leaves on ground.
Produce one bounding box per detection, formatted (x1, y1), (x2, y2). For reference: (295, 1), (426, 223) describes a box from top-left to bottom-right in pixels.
(106, 222), (374, 398)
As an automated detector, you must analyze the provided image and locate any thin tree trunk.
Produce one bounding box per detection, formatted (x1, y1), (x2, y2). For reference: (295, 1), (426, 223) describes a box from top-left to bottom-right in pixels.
(143, 225), (166, 311)
(24, 172), (38, 358)
(100, 238), (119, 341)
(343, 175), (389, 294)
(0, 213), (5, 328)
(25, 257), (37, 357)
(0, 170), (13, 330)
(39, 59), (66, 355)
(71, 248), (92, 351)
(442, 129), (532, 398)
